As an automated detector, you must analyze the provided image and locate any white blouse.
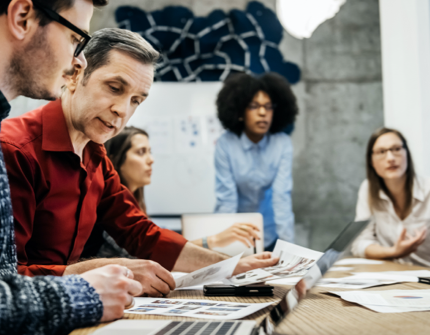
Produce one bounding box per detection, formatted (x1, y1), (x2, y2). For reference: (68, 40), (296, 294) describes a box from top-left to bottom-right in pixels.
(351, 177), (430, 267)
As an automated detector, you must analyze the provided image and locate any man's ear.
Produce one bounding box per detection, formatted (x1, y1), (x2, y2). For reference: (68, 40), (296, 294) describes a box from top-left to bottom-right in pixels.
(7, 0), (39, 41)
(65, 68), (85, 93)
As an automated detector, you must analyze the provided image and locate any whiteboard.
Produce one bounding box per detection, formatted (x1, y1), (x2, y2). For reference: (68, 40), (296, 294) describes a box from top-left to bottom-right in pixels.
(127, 82), (224, 215)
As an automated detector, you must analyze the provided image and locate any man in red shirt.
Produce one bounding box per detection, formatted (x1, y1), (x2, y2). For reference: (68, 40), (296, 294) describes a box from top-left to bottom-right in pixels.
(1, 27), (278, 297)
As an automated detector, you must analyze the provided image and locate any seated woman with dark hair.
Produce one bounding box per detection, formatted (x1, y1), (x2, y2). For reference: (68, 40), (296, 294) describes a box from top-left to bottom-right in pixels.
(351, 128), (429, 266)
(215, 72), (299, 251)
(83, 126), (261, 258)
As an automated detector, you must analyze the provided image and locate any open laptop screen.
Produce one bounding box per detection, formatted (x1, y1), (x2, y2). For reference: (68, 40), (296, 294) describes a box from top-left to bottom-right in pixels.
(262, 220), (370, 334)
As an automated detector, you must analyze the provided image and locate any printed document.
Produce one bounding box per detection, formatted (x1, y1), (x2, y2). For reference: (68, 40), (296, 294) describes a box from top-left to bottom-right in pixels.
(224, 240), (323, 286)
(126, 297), (272, 320)
(174, 253), (242, 289)
(331, 289), (430, 313)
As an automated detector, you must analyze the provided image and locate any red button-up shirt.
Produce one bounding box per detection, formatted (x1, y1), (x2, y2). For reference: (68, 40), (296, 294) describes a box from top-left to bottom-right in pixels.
(1, 100), (187, 277)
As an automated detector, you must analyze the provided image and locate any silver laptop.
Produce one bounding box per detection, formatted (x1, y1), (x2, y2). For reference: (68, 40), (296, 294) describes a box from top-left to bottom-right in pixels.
(94, 220), (369, 335)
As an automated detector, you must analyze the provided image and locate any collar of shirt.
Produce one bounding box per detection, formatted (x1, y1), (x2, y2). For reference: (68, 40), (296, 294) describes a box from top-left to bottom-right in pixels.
(378, 178), (426, 203)
(41, 99), (105, 159)
(240, 132), (269, 151)
(0, 90), (11, 122)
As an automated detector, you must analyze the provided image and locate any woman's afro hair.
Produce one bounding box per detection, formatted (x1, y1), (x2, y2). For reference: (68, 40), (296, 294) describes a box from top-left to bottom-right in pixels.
(216, 72), (298, 136)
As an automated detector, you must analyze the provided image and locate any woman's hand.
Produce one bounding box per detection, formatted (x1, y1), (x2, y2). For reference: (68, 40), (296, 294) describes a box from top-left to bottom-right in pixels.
(390, 227), (427, 258)
(208, 223), (261, 248)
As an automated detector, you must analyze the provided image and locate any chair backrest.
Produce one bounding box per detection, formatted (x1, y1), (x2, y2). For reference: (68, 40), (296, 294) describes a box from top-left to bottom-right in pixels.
(181, 213), (264, 257)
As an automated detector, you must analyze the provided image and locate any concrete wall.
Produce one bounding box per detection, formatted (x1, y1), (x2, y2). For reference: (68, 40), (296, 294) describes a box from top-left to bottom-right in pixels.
(92, 0), (384, 251)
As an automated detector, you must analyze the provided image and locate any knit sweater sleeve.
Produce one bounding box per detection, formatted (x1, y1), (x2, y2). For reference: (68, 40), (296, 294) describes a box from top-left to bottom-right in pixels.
(0, 274), (103, 335)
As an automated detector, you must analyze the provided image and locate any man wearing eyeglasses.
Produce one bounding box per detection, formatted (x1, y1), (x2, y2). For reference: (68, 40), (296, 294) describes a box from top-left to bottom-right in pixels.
(0, 1), (143, 334)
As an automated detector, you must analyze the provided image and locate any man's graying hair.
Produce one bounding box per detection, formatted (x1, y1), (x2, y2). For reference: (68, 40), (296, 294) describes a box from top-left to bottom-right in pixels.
(82, 28), (159, 85)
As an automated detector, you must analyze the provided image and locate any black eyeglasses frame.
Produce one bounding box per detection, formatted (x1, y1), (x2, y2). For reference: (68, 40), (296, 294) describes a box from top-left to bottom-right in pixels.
(31, 0), (91, 57)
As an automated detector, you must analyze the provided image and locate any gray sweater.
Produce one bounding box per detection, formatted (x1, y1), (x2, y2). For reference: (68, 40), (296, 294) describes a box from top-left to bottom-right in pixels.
(0, 91), (103, 335)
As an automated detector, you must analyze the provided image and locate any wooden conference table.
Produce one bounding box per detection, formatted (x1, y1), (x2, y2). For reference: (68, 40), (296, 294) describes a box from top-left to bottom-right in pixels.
(71, 261), (430, 335)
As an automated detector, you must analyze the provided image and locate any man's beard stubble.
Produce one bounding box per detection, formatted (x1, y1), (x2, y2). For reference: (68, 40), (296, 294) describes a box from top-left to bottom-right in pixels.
(6, 25), (74, 101)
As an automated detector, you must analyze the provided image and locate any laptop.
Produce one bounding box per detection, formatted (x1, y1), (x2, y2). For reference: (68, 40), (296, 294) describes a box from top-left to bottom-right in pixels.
(93, 220), (369, 335)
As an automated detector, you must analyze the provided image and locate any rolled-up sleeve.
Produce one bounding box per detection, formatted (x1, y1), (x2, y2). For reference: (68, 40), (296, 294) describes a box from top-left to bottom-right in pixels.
(351, 180), (378, 257)
(214, 137), (238, 213)
(272, 136), (294, 243)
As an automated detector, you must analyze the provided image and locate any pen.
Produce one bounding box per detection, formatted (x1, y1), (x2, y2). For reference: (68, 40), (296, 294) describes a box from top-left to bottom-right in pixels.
(254, 238), (256, 254)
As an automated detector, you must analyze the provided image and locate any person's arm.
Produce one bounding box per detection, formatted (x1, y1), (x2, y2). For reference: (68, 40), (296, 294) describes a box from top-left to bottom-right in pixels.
(0, 273), (101, 335)
(0, 265), (142, 335)
(349, 180), (427, 260)
(95, 157), (187, 270)
(0, 140), (67, 276)
(63, 156), (182, 296)
(271, 136), (294, 242)
(364, 228), (427, 260)
(172, 242), (279, 276)
(214, 137), (238, 213)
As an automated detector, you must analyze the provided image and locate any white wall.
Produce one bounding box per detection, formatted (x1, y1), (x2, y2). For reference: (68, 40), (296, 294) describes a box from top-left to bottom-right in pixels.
(379, 0), (430, 176)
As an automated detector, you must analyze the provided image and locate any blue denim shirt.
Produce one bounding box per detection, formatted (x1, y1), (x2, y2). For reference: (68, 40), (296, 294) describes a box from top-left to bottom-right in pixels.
(214, 131), (295, 247)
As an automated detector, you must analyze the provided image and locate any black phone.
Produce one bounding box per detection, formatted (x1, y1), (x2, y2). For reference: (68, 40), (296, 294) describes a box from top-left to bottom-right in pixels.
(203, 284), (274, 296)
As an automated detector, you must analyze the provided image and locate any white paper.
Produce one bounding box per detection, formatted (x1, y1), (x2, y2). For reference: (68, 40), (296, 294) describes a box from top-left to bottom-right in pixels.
(223, 268), (281, 286)
(317, 276), (397, 289)
(267, 277), (301, 285)
(175, 254), (242, 289)
(330, 289), (430, 312)
(348, 272), (419, 283)
(126, 297), (272, 320)
(335, 258), (384, 265)
(328, 267), (354, 272)
(352, 270), (430, 278)
(224, 240), (322, 286)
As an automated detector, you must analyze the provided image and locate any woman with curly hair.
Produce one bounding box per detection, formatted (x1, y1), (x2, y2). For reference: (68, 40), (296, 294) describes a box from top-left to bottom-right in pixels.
(82, 126), (262, 258)
(215, 72), (299, 251)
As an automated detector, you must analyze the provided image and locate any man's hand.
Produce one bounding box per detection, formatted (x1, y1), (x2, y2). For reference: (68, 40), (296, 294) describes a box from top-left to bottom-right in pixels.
(121, 259), (176, 297)
(65, 258), (176, 297)
(391, 227), (427, 258)
(80, 265), (142, 322)
(208, 223), (261, 248)
(232, 252), (279, 276)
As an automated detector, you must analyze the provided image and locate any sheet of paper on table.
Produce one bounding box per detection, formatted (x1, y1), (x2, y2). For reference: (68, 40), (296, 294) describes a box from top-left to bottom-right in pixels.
(223, 240), (323, 286)
(317, 272), (421, 289)
(174, 253), (242, 289)
(317, 276), (397, 289)
(335, 258), (384, 265)
(126, 297), (272, 320)
(328, 266), (354, 272)
(330, 289), (430, 313)
(352, 270), (430, 278)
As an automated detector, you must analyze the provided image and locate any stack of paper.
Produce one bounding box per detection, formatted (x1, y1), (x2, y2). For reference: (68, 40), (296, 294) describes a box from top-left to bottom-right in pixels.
(173, 240), (323, 289)
(223, 240), (323, 286)
(330, 289), (430, 313)
(126, 297), (272, 319)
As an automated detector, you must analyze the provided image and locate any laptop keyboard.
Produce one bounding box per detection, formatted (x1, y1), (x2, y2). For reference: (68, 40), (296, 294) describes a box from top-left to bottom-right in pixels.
(153, 321), (241, 335)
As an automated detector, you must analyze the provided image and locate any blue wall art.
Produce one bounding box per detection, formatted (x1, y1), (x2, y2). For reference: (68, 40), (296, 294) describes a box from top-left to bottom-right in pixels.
(115, 1), (301, 83)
